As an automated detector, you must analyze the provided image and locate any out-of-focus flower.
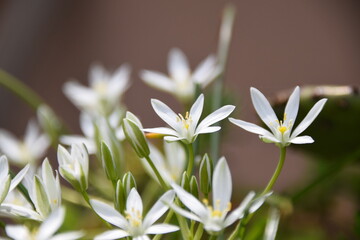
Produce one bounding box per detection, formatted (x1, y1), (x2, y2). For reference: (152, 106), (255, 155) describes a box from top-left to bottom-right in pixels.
(91, 188), (178, 240)
(0, 120), (50, 166)
(140, 48), (219, 103)
(57, 144), (89, 192)
(141, 141), (186, 184)
(64, 64), (131, 115)
(143, 94), (235, 144)
(170, 157), (269, 233)
(5, 207), (84, 240)
(60, 110), (125, 154)
(229, 86), (327, 147)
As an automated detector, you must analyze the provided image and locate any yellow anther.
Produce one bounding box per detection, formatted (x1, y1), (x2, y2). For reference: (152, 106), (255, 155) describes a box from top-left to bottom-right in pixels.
(279, 126), (287, 134)
(202, 199), (209, 206)
(211, 210), (223, 217)
(226, 202), (232, 211)
(185, 111), (189, 119)
(283, 113), (287, 121)
(145, 133), (165, 139)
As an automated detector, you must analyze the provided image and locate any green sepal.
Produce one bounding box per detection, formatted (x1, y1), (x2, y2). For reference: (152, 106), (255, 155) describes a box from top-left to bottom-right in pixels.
(199, 154), (213, 195)
(115, 179), (126, 214)
(0, 175), (11, 204)
(101, 142), (118, 182)
(34, 176), (51, 218)
(123, 118), (150, 158)
(190, 175), (199, 199)
(122, 172), (137, 196)
(59, 167), (82, 193)
(180, 171), (190, 192)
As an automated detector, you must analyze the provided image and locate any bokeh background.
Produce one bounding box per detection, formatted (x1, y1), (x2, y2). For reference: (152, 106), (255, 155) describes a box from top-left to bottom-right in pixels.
(0, 0), (359, 238)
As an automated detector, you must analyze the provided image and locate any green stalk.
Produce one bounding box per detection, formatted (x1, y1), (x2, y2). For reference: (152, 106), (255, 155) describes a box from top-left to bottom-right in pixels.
(262, 147), (287, 195)
(210, 4), (236, 161)
(186, 144), (195, 175)
(144, 155), (169, 190)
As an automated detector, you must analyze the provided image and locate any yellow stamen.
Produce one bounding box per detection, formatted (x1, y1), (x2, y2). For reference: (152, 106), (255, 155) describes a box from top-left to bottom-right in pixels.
(145, 133), (165, 139)
(279, 126), (287, 134)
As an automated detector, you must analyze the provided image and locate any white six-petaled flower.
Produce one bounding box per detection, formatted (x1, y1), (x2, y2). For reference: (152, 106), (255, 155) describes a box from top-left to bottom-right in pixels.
(143, 94), (235, 144)
(229, 86), (327, 147)
(170, 157), (270, 233)
(90, 188), (178, 240)
(140, 48), (220, 103)
(63, 64), (131, 115)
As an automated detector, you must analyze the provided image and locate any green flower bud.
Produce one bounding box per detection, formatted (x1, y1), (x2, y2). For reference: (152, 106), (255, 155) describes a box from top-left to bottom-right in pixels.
(199, 154), (213, 196)
(190, 176), (199, 199)
(101, 142), (119, 182)
(123, 115), (150, 158)
(122, 172), (137, 196)
(115, 179), (126, 213)
(34, 176), (51, 218)
(180, 172), (190, 192)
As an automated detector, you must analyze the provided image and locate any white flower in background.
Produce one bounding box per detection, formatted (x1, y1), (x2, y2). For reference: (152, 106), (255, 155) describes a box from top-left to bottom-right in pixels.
(0, 120), (50, 166)
(5, 207), (84, 240)
(141, 141), (186, 184)
(64, 64), (131, 115)
(140, 48), (220, 103)
(229, 86), (327, 147)
(170, 157), (270, 233)
(143, 94), (235, 144)
(0, 156), (29, 205)
(91, 188), (178, 240)
(57, 144), (89, 192)
(60, 110), (125, 154)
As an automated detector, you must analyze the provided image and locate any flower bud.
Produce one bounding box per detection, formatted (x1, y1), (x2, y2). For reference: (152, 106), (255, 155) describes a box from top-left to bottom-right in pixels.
(190, 176), (199, 199)
(122, 172), (137, 196)
(199, 154), (213, 195)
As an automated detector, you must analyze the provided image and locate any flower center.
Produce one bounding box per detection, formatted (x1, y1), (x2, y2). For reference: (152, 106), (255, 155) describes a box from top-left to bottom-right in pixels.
(176, 111), (192, 130)
(125, 207), (143, 227)
(94, 81), (108, 95)
(203, 199), (232, 218)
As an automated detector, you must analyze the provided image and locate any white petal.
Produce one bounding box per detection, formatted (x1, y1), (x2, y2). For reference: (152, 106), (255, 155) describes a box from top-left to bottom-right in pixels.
(5, 225), (30, 240)
(196, 126), (221, 135)
(60, 135), (96, 154)
(260, 134), (281, 144)
(196, 105), (235, 134)
(164, 136), (186, 142)
(126, 188), (143, 215)
(212, 157), (232, 211)
(9, 164), (30, 192)
(151, 99), (181, 132)
(145, 224), (179, 234)
(63, 81), (98, 109)
(37, 207), (64, 239)
(143, 190), (174, 228)
(0, 155), (9, 181)
(168, 48), (190, 81)
(142, 127), (178, 136)
(49, 231), (84, 240)
(284, 86), (300, 126)
(224, 192), (255, 227)
(289, 135), (314, 144)
(291, 98), (327, 138)
(189, 94), (204, 127)
(140, 70), (175, 93)
(0, 203), (42, 220)
(171, 184), (208, 219)
(90, 199), (128, 229)
(168, 202), (201, 222)
(0, 130), (21, 163)
(24, 120), (40, 144)
(250, 87), (278, 130)
(134, 236), (150, 240)
(228, 118), (272, 136)
(94, 229), (130, 240)
(108, 64), (131, 97)
(264, 208), (280, 240)
(192, 55), (216, 85)
(249, 192), (272, 213)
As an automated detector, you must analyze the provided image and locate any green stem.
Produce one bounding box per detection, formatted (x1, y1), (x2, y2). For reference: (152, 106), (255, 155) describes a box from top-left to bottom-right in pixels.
(262, 147), (287, 195)
(193, 223), (204, 240)
(145, 155), (168, 190)
(186, 144), (194, 175)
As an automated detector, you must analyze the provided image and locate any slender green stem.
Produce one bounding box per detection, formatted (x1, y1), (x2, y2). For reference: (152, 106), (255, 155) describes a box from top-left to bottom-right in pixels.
(209, 235), (217, 240)
(145, 155), (168, 190)
(194, 223), (204, 240)
(262, 147), (287, 195)
(186, 144), (194, 175)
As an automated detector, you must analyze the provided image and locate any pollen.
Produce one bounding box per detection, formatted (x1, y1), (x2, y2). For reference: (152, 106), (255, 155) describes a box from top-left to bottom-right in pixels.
(279, 126), (287, 134)
(177, 111), (192, 130)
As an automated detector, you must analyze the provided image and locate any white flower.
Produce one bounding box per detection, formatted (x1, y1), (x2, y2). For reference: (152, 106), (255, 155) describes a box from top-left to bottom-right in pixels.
(60, 111), (125, 154)
(170, 157), (269, 233)
(143, 94), (235, 144)
(57, 144), (89, 191)
(140, 48), (220, 103)
(0, 120), (50, 166)
(63, 64), (131, 115)
(5, 207), (84, 240)
(229, 86), (327, 147)
(90, 188), (178, 240)
(141, 141), (186, 184)
(0, 156), (29, 205)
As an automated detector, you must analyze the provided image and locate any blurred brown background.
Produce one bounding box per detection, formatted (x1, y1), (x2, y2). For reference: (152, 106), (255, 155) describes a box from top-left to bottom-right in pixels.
(0, 0), (359, 191)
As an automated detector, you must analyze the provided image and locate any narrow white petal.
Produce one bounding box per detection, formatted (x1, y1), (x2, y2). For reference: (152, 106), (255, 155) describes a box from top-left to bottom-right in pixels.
(224, 192), (256, 227)
(229, 118), (272, 136)
(145, 224), (179, 234)
(250, 87), (278, 130)
(143, 190), (174, 228)
(140, 70), (175, 93)
(189, 94), (204, 126)
(260, 134), (281, 144)
(192, 55), (216, 85)
(291, 98), (327, 138)
(108, 64), (131, 97)
(264, 208), (280, 240)
(196, 105), (235, 134)
(151, 99), (181, 132)
(212, 157), (232, 211)
(0, 131), (22, 163)
(196, 126), (221, 135)
(37, 207), (64, 239)
(284, 86), (300, 125)
(9, 164), (30, 192)
(168, 48), (190, 81)
(60, 135), (96, 154)
(90, 199), (128, 229)
(49, 231), (84, 240)
(126, 188), (143, 215)
(94, 229), (130, 240)
(168, 202), (201, 222)
(249, 192), (272, 214)
(163, 136), (186, 142)
(5, 225), (30, 240)
(289, 135), (314, 144)
(0, 156), (9, 180)
(0, 203), (42, 220)
(171, 184), (208, 219)
(142, 127), (178, 136)
(134, 236), (151, 240)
